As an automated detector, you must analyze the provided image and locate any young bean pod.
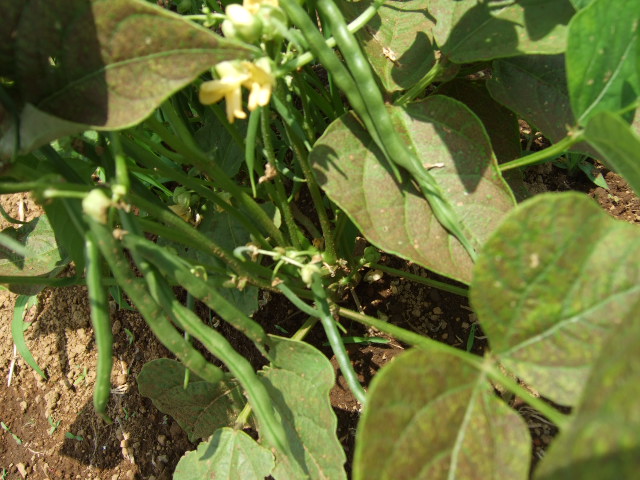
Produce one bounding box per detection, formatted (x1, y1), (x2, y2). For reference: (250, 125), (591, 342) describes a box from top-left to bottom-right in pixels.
(84, 233), (113, 424)
(320, 0), (477, 259)
(310, 274), (367, 405)
(86, 218), (224, 385)
(279, 0), (402, 182)
(121, 232), (271, 356)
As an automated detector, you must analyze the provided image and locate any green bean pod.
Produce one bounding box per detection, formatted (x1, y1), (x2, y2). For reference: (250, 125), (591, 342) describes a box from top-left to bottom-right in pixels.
(84, 233), (113, 424)
(121, 232), (271, 356)
(310, 274), (367, 405)
(279, 0), (402, 182)
(86, 218), (224, 385)
(292, 0), (478, 259)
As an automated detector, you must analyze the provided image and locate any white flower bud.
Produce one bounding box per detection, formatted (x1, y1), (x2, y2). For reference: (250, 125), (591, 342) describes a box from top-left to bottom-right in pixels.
(82, 189), (112, 224)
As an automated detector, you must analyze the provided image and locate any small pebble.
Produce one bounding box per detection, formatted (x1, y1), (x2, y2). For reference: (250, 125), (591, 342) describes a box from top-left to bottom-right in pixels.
(16, 463), (28, 478)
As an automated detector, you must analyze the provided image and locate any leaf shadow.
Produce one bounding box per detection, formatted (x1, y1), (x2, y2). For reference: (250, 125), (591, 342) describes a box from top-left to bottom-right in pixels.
(17, 0), (108, 126)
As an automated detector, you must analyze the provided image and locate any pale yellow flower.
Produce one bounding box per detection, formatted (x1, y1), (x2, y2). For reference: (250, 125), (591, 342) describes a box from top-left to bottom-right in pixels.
(199, 59), (274, 124)
(199, 61), (250, 123)
(243, 0), (279, 15)
(242, 58), (274, 111)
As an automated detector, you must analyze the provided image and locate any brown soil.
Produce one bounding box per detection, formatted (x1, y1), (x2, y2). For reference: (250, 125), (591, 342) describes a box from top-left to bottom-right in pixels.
(0, 165), (637, 479)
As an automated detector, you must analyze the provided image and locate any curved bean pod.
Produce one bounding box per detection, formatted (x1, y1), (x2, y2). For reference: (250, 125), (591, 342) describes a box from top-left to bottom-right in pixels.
(86, 218), (224, 385)
(84, 233), (114, 424)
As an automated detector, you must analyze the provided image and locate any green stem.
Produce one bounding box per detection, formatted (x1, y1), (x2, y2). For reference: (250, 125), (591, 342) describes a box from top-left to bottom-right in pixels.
(145, 116), (285, 245)
(283, 119), (337, 263)
(338, 307), (569, 430)
(395, 61), (445, 106)
(500, 132), (584, 172)
(122, 133), (272, 249)
(311, 276), (367, 404)
(261, 107), (303, 249)
(372, 263), (469, 297)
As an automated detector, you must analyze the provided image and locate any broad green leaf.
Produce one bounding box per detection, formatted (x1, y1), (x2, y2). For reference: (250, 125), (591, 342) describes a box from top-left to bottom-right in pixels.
(534, 317), (640, 479)
(196, 210), (260, 315)
(339, 0), (436, 92)
(566, 0), (640, 124)
(261, 335), (347, 480)
(471, 193), (640, 405)
(437, 79), (530, 201)
(437, 79), (521, 164)
(0, 215), (67, 279)
(354, 349), (530, 480)
(194, 109), (246, 178)
(0, 104), (88, 161)
(157, 207), (259, 316)
(311, 96), (515, 284)
(137, 358), (245, 442)
(487, 55), (598, 157)
(42, 198), (87, 273)
(3, 0), (252, 157)
(584, 111), (640, 197)
(174, 427), (275, 480)
(430, 0), (574, 63)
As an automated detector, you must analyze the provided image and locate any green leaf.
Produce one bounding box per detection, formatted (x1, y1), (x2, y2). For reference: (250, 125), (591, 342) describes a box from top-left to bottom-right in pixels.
(195, 209), (260, 316)
(471, 193), (640, 405)
(261, 335), (347, 480)
(0, 215), (68, 292)
(584, 111), (640, 197)
(174, 427), (275, 480)
(534, 317), (640, 479)
(569, 0), (594, 9)
(437, 79), (530, 201)
(566, 0), (640, 124)
(3, 0), (252, 157)
(487, 55), (598, 157)
(137, 358), (245, 442)
(0, 104), (88, 161)
(42, 198), (86, 273)
(194, 110), (246, 178)
(12, 295), (46, 380)
(437, 79), (521, 164)
(353, 349), (530, 480)
(311, 96), (515, 284)
(429, 0), (574, 63)
(339, 0), (436, 92)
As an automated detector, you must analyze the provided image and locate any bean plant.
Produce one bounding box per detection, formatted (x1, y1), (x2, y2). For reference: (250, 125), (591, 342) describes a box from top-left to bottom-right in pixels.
(1, 0), (639, 478)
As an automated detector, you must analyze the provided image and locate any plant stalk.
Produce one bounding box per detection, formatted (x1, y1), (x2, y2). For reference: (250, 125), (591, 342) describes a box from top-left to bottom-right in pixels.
(500, 132), (584, 172)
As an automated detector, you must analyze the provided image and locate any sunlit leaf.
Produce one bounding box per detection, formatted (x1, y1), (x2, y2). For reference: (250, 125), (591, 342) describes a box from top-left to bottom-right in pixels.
(430, 0), (574, 63)
(261, 335), (347, 480)
(311, 96), (515, 284)
(174, 428), (275, 480)
(534, 318), (640, 479)
(472, 193), (640, 405)
(354, 349), (530, 480)
(1, 0), (252, 158)
(0, 215), (67, 279)
(584, 111), (640, 197)
(339, 0), (436, 92)
(487, 55), (598, 156)
(138, 358), (245, 442)
(566, 0), (640, 123)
